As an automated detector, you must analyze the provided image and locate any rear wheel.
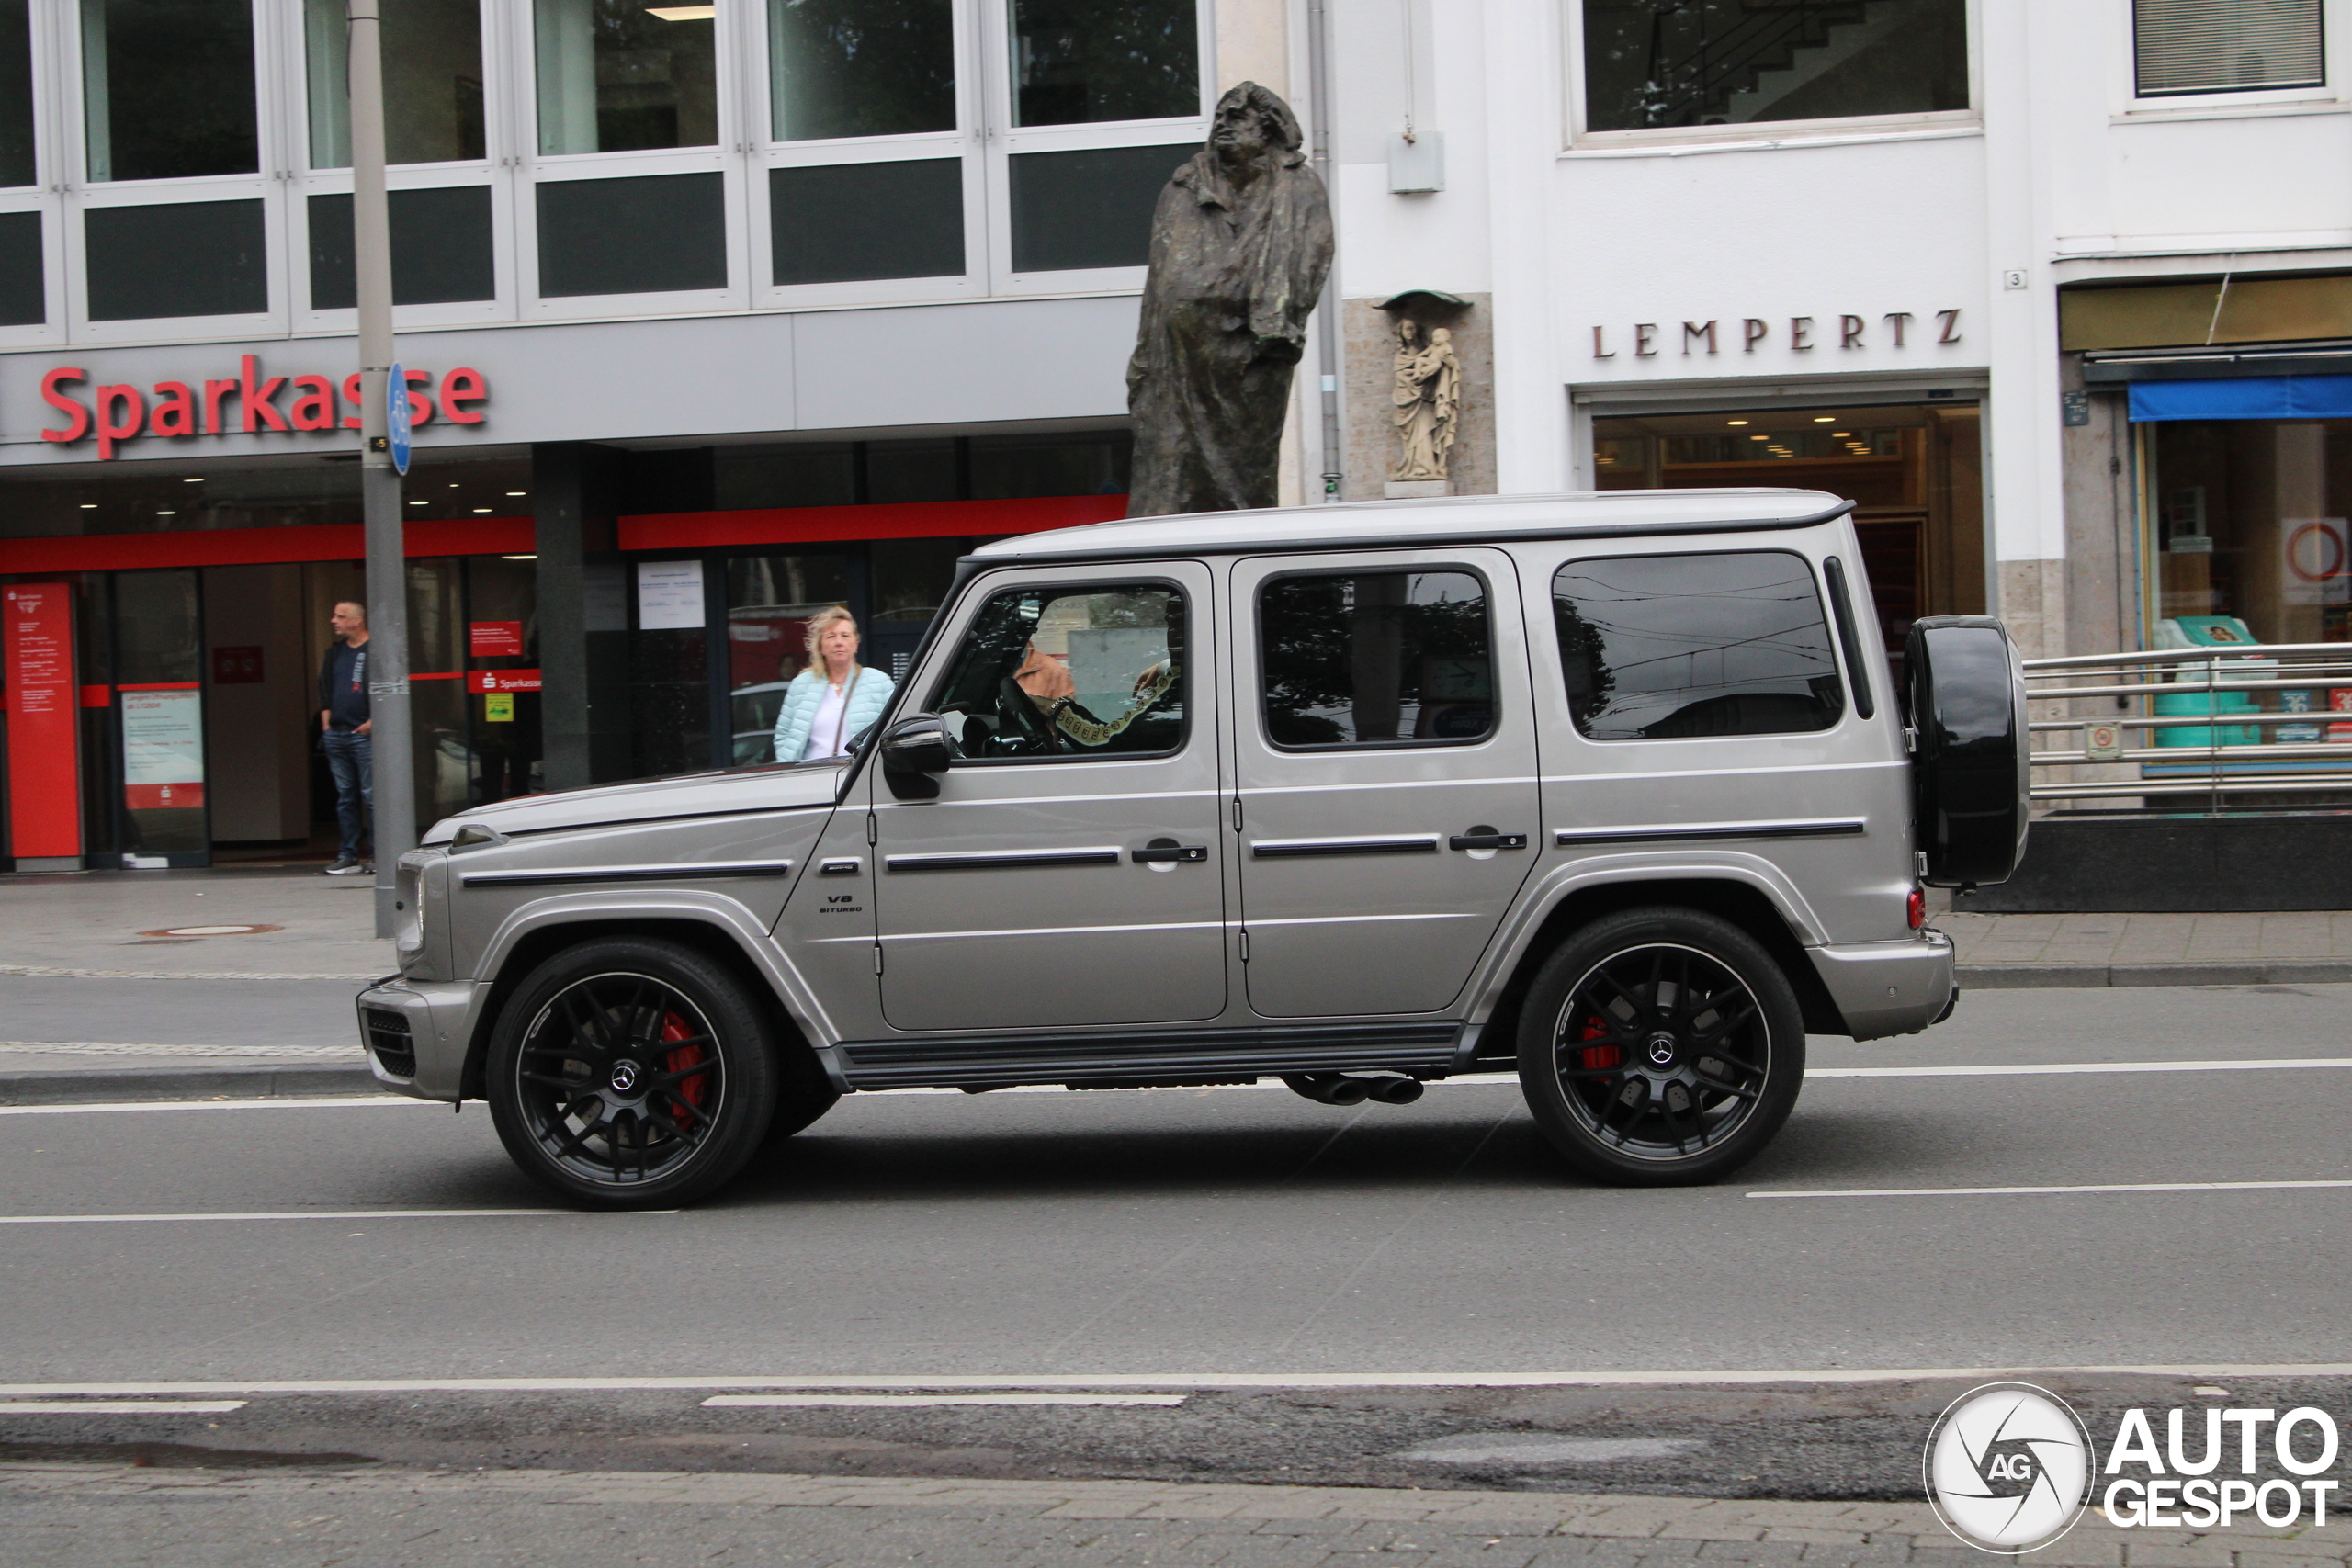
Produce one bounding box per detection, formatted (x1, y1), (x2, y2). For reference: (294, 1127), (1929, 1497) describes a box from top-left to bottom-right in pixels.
(1517, 908), (1804, 1186)
(487, 938), (777, 1208)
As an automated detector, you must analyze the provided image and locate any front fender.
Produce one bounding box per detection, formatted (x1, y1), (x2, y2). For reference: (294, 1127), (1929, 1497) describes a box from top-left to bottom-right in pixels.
(465, 890), (842, 1090)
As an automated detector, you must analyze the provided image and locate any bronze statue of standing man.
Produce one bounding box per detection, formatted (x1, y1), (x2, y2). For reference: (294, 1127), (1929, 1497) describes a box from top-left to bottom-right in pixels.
(1125, 83), (1333, 518)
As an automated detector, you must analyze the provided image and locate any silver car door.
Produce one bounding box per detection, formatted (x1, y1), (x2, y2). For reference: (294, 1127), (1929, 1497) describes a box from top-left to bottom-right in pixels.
(1227, 547), (1540, 1019)
(873, 561), (1226, 1032)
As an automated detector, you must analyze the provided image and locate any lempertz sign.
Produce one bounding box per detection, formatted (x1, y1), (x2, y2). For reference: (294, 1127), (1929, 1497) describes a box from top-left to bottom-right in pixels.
(38, 355), (490, 459)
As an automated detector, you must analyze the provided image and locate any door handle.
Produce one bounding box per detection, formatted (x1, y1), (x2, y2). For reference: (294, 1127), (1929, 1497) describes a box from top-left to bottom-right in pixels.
(1132, 840), (1209, 863)
(1448, 828), (1528, 852)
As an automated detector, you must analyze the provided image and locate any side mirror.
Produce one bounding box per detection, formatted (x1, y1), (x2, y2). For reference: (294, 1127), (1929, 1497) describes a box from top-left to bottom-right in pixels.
(879, 714), (953, 798)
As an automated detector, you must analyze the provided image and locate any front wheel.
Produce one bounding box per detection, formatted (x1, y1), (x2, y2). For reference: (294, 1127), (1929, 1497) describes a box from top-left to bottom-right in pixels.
(486, 938), (778, 1208)
(1517, 908), (1804, 1186)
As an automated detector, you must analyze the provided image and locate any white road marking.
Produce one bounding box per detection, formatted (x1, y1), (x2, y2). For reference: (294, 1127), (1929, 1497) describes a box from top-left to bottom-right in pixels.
(1805, 1057), (2352, 1077)
(1749, 1179), (2352, 1200)
(0, 1042), (363, 1059)
(6, 1365), (2352, 1398)
(702, 1393), (1187, 1408)
(0, 1097), (424, 1116)
(0, 1400), (246, 1414)
(0, 1208), (668, 1225)
(0, 966), (379, 981)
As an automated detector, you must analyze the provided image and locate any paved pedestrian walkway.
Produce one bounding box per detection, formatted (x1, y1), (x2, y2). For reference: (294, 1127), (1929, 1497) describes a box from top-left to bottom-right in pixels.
(1937, 908), (2352, 985)
(1, 1462), (2338, 1568)
(0, 866), (390, 980)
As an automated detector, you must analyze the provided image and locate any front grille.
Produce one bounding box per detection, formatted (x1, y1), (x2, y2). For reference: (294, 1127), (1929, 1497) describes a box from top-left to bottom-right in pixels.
(362, 1009), (416, 1078)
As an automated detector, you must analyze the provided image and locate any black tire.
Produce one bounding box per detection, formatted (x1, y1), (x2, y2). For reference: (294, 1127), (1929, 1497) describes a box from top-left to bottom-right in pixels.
(1517, 908), (1804, 1186)
(486, 938), (778, 1209)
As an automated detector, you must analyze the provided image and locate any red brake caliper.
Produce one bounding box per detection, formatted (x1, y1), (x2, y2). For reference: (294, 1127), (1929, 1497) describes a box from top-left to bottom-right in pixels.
(1577, 1016), (1621, 1072)
(659, 1010), (708, 1123)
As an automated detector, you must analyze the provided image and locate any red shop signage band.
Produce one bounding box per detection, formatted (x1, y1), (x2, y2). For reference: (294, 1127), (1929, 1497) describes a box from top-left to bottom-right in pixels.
(38, 355), (490, 460)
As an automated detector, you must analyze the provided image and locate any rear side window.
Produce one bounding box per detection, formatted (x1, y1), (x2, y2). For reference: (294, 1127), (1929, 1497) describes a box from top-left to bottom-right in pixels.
(1553, 551), (1846, 740)
(1260, 569), (1494, 748)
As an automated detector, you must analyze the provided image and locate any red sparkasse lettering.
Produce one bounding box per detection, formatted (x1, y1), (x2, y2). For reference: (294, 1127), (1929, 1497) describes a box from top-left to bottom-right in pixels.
(240, 353), (288, 432)
(440, 367), (487, 423)
(37, 362), (479, 450)
(402, 367), (435, 426)
(95, 384), (144, 460)
(40, 367), (90, 444)
(202, 378), (237, 435)
(289, 375), (335, 432)
(150, 381), (198, 438)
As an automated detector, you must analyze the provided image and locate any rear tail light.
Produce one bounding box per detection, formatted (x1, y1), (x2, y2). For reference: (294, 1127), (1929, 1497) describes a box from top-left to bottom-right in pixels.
(1907, 887), (1926, 930)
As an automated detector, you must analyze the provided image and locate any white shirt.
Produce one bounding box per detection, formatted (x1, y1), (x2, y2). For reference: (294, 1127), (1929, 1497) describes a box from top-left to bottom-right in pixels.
(801, 678), (852, 761)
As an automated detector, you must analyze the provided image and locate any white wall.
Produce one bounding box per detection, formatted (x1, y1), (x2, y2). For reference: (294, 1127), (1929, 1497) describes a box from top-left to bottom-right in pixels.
(1323, 0), (2352, 642)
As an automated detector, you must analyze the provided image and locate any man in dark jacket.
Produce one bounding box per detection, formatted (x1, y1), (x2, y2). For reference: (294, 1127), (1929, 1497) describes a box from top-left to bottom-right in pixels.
(319, 600), (373, 874)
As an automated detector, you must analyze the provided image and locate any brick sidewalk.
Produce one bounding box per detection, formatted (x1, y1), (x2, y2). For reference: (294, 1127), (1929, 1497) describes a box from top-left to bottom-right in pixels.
(2, 1463), (2339, 1568)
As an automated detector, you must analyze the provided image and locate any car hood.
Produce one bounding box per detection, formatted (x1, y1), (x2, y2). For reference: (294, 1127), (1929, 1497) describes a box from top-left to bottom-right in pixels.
(420, 760), (851, 843)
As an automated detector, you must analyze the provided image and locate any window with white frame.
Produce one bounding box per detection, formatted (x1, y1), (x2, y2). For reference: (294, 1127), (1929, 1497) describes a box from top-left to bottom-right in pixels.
(1579, 0), (1969, 134)
(2133, 0), (2324, 97)
(17, 0), (1206, 338)
(0, 0), (38, 329)
(756, 0), (1206, 303)
(77, 0), (276, 330)
(302, 0), (493, 314)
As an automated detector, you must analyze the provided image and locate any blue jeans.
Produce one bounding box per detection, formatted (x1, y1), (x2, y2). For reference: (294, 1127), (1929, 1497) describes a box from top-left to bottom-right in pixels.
(322, 729), (373, 861)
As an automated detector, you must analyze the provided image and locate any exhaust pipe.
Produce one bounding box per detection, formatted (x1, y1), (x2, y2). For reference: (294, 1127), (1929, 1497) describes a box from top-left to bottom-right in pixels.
(1282, 1073), (1421, 1106)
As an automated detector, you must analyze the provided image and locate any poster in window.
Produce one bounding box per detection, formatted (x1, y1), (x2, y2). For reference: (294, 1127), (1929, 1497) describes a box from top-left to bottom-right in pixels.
(122, 689), (206, 811)
(637, 561), (705, 629)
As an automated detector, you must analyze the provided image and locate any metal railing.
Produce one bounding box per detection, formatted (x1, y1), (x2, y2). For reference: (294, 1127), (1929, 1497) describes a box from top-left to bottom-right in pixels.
(2021, 643), (2352, 814)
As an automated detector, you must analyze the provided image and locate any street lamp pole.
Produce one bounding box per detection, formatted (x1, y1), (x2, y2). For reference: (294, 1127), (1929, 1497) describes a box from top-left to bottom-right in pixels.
(348, 0), (413, 939)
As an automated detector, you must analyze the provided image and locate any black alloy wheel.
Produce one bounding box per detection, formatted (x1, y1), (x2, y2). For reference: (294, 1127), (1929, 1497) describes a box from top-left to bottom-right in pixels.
(487, 938), (779, 1208)
(1517, 908), (1804, 1185)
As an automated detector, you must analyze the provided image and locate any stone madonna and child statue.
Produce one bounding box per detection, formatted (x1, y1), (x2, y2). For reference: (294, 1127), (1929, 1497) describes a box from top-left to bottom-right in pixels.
(1389, 318), (1461, 485)
(1125, 83), (1334, 517)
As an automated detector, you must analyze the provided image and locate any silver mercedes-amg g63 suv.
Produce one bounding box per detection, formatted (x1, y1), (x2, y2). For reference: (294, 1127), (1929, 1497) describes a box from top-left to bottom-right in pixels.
(359, 490), (2027, 1207)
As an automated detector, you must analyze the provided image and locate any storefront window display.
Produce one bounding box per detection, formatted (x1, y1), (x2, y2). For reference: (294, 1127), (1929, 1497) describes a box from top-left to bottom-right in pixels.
(2143, 420), (2352, 646)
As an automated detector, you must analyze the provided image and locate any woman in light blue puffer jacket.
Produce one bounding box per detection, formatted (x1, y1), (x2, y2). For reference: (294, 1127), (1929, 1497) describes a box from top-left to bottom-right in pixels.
(771, 605), (895, 763)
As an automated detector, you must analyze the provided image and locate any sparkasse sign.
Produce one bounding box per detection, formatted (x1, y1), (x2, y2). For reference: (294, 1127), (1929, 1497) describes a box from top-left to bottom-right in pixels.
(38, 355), (490, 459)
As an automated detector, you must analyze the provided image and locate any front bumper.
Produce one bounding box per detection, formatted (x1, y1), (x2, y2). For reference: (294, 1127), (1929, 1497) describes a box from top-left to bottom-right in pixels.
(355, 976), (488, 1101)
(1807, 930), (1956, 1042)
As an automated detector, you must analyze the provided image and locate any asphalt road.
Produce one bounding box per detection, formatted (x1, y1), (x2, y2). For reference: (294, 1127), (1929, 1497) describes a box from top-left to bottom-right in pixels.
(1, 981), (2346, 1509)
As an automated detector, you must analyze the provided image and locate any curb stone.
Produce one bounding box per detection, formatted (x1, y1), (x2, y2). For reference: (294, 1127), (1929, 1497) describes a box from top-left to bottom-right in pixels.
(1958, 960), (2352, 988)
(0, 1063), (380, 1105)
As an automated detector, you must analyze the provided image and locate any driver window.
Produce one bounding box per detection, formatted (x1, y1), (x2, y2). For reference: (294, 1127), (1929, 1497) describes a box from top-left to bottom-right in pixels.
(929, 583), (1186, 761)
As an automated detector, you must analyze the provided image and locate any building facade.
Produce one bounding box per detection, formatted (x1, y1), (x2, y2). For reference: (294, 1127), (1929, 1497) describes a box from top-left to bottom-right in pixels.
(5, 0), (2349, 873)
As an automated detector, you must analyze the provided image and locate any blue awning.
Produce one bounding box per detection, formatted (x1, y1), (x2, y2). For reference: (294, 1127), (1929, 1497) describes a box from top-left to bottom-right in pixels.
(2128, 374), (2352, 422)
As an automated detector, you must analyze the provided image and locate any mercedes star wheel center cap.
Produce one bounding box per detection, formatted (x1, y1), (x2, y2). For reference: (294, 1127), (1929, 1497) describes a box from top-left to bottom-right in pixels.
(1645, 1033), (1679, 1068)
(609, 1059), (642, 1094)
